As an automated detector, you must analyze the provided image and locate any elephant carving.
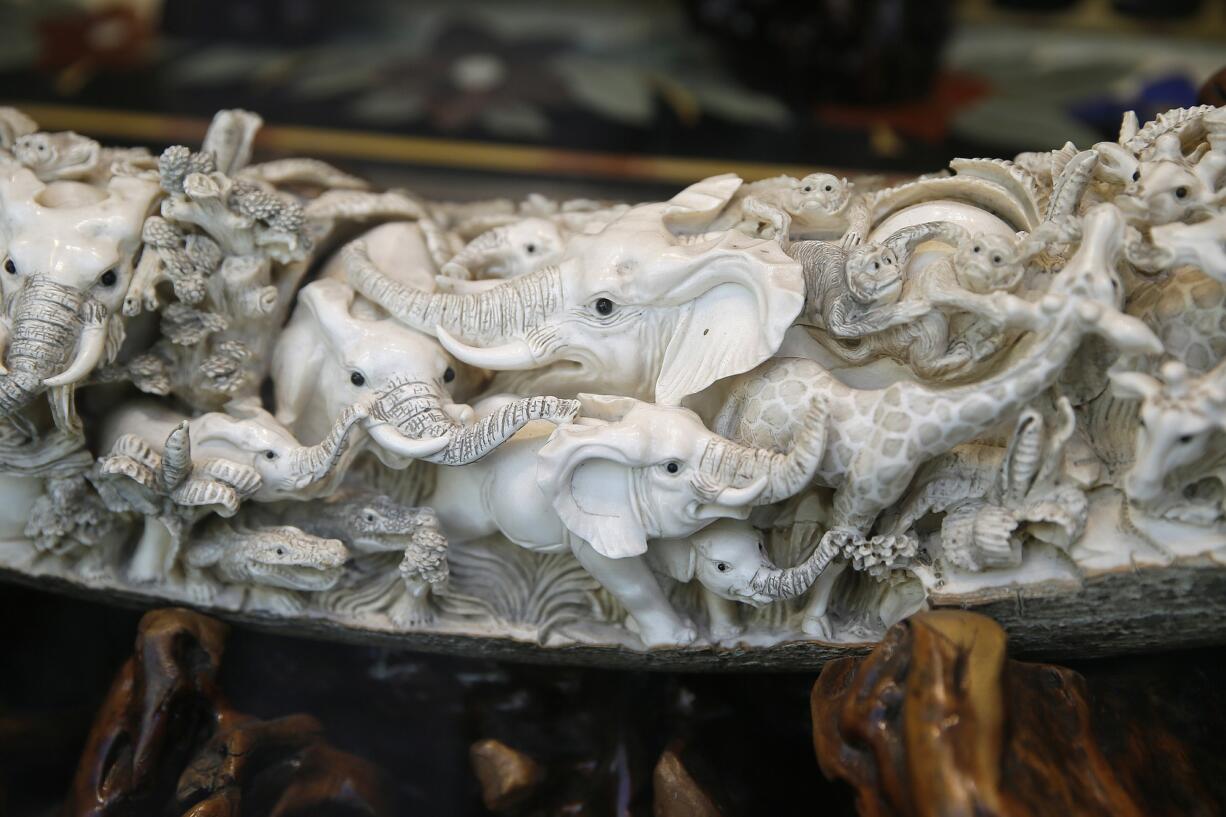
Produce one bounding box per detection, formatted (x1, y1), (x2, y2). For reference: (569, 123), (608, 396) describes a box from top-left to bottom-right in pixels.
(345, 176), (805, 405)
(0, 163), (161, 431)
(647, 519), (836, 641)
(273, 277), (578, 468)
(439, 217), (565, 280)
(97, 397), (385, 581)
(427, 393), (827, 646)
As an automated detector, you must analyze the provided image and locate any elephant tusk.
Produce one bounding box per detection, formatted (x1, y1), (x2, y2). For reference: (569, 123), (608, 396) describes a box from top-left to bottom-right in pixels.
(712, 476), (769, 509)
(443, 402), (476, 426)
(366, 421), (452, 460)
(43, 315), (108, 387)
(437, 326), (541, 371)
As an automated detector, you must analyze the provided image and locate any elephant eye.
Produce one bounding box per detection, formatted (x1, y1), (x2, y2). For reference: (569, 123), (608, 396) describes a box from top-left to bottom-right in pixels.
(594, 297), (614, 316)
(364, 512), (375, 522)
(350, 371), (366, 387)
(99, 269), (117, 287)
(443, 366), (455, 383)
(264, 450), (277, 460)
(3, 258), (14, 275)
(1179, 433), (1194, 444)
(1175, 186), (1188, 199)
(716, 562), (730, 572)
(664, 461), (680, 474)
(525, 243), (536, 254)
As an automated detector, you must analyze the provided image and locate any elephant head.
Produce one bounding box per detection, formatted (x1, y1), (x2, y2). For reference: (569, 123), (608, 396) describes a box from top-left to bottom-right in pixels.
(536, 394), (825, 559)
(346, 176), (804, 404)
(440, 217), (564, 280)
(651, 519), (838, 606)
(274, 278), (578, 468)
(0, 163), (161, 428)
(184, 401), (374, 502)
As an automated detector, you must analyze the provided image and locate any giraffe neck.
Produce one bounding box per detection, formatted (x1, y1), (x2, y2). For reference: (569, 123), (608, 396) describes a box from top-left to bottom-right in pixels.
(918, 309), (1086, 449)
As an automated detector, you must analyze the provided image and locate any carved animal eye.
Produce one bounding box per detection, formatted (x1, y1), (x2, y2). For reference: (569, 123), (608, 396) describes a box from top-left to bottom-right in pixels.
(594, 297), (614, 316)
(872, 262), (880, 270)
(1132, 170), (1141, 182)
(824, 184), (833, 192)
(265, 450), (277, 460)
(99, 269), (117, 287)
(716, 562), (730, 572)
(3, 258), (15, 275)
(275, 548), (285, 556)
(1179, 433), (1194, 444)
(1174, 186), (1188, 199)
(443, 366), (455, 383)
(525, 243), (536, 254)
(665, 461), (680, 474)
(364, 512), (375, 523)
(802, 185), (813, 192)
(992, 255), (1002, 264)
(350, 371), (366, 387)
(972, 245), (981, 254)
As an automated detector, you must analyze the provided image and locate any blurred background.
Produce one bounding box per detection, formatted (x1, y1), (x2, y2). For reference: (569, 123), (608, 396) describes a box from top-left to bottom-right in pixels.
(0, 0), (1223, 201)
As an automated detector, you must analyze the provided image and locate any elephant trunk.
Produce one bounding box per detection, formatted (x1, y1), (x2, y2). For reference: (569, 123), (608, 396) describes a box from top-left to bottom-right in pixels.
(344, 242), (562, 347)
(698, 398), (827, 505)
(0, 277), (87, 418)
(429, 395), (580, 465)
(748, 536), (840, 601)
(288, 401), (370, 487)
(371, 376), (579, 465)
(440, 228), (509, 280)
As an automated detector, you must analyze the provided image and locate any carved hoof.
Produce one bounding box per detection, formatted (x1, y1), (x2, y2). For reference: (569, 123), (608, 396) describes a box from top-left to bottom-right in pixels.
(388, 590), (435, 630)
(637, 618), (698, 649)
(709, 621), (746, 644)
(802, 613), (836, 640)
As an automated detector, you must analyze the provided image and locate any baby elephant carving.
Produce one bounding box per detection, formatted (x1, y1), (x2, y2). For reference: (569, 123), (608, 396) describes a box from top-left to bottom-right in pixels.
(428, 393), (828, 647)
(648, 519), (837, 641)
(439, 217), (564, 280)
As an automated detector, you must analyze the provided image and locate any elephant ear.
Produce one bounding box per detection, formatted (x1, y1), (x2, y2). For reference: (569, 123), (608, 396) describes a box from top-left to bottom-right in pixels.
(272, 283), (337, 426)
(537, 421), (652, 559)
(652, 233), (804, 405)
(662, 173), (743, 233)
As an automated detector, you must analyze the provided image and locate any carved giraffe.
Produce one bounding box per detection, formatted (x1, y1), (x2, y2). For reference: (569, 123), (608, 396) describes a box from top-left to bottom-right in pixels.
(712, 203), (1161, 637)
(1126, 269), (1226, 375)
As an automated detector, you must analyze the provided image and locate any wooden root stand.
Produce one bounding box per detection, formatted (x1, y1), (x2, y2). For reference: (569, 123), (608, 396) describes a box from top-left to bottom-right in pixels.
(46, 608), (1226, 816)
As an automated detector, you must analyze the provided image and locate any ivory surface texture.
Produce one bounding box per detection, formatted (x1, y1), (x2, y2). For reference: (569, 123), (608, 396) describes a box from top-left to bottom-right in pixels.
(2, 105), (1225, 667)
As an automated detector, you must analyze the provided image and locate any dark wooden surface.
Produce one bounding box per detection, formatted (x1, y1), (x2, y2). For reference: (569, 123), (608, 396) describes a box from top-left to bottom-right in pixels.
(3, 585), (1225, 816)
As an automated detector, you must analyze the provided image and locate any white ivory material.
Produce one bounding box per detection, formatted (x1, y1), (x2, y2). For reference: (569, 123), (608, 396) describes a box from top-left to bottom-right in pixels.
(1, 104), (1225, 657)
